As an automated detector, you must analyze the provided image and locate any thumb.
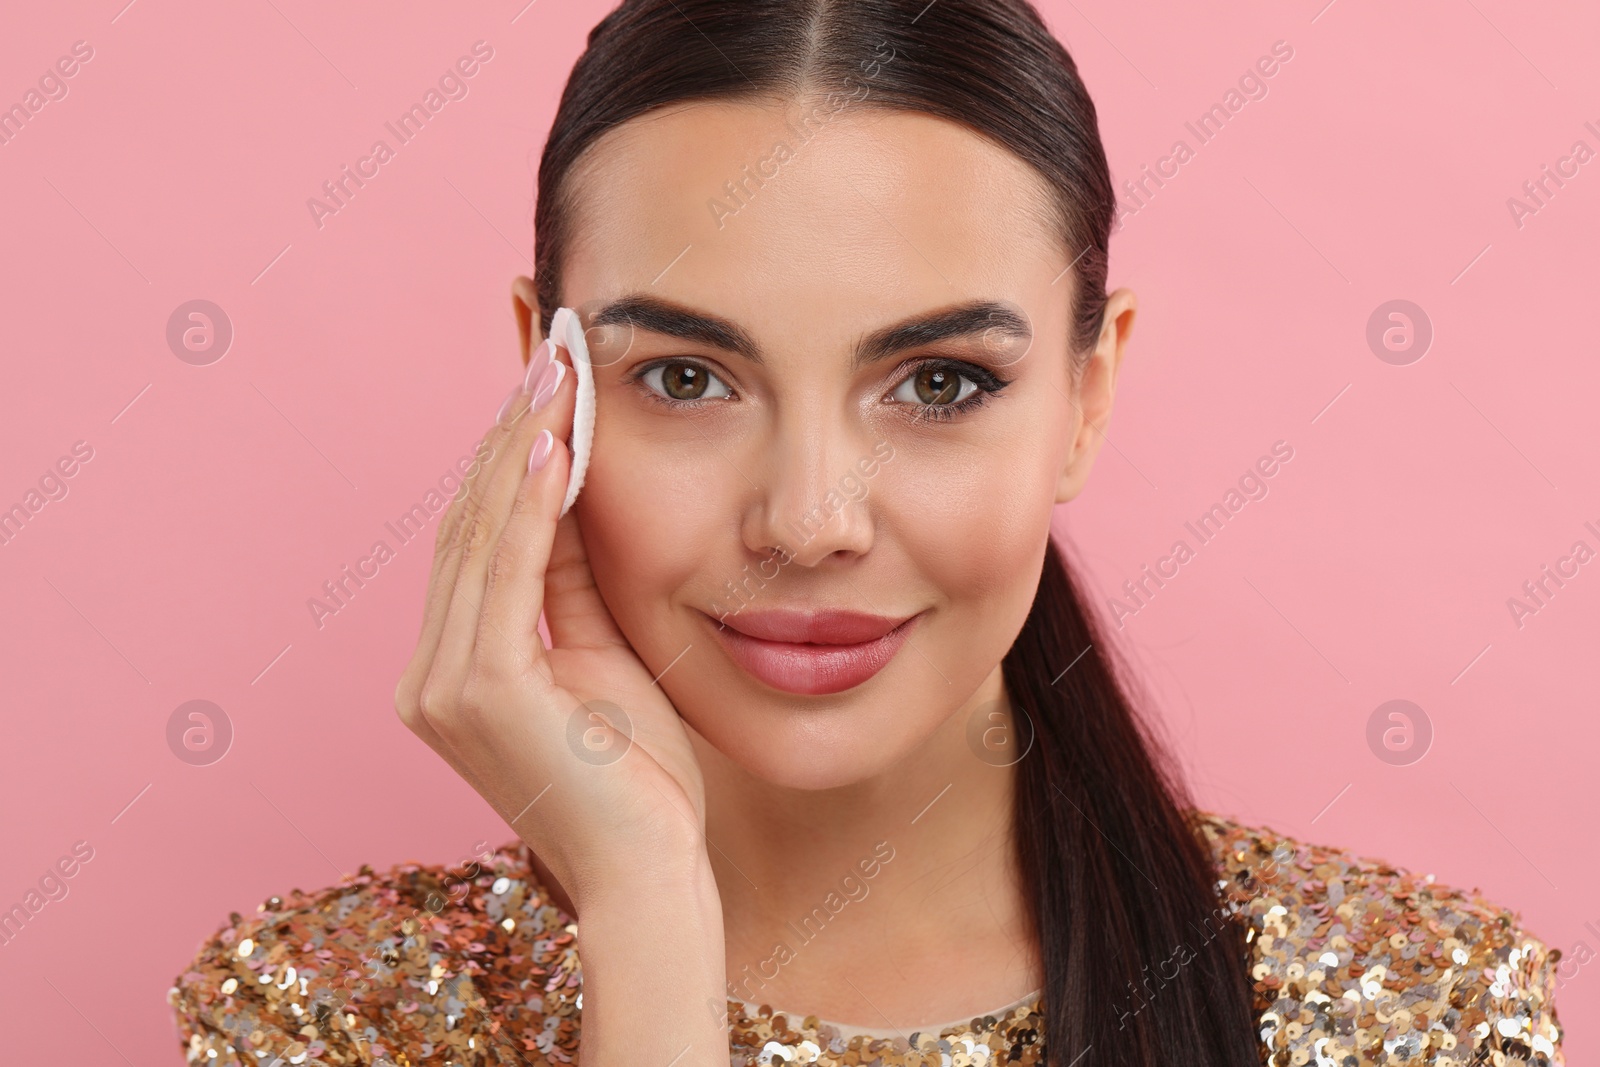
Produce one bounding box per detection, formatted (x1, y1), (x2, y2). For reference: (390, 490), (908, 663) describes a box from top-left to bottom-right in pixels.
(542, 507), (632, 652)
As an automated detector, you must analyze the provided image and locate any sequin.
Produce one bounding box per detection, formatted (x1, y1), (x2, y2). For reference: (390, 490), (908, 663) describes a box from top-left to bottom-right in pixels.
(166, 811), (1567, 1066)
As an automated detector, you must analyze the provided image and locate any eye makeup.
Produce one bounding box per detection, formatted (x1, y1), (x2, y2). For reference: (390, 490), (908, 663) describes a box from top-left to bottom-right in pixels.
(622, 352), (1013, 423)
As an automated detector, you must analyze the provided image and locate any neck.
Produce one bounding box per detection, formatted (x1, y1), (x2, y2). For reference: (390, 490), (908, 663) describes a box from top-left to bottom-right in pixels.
(695, 666), (1040, 1029)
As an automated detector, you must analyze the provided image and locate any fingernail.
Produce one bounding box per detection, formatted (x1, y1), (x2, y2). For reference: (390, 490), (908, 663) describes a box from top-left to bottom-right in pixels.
(531, 360), (566, 412)
(523, 339), (554, 393)
(495, 382), (524, 424)
(528, 428), (554, 473)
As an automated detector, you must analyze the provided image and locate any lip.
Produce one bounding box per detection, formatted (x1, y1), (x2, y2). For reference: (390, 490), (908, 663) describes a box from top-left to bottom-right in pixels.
(702, 608), (923, 695)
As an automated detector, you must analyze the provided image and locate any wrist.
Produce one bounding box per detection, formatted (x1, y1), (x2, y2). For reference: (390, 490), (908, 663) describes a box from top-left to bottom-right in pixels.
(573, 838), (720, 920)
(572, 851), (729, 1067)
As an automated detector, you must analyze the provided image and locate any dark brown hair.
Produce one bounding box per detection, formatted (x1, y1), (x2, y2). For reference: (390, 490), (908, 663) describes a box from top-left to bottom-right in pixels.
(532, 2), (1259, 1063)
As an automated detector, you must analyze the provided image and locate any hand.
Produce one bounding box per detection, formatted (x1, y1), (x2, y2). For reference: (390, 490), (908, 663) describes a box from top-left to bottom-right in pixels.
(394, 337), (709, 912)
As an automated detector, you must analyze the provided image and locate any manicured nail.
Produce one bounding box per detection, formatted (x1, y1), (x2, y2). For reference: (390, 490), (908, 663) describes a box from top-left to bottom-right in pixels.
(531, 360), (566, 412)
(528, 428), (554, 473)
(495, 382), (524, 424)
(523, 339), (554, 393)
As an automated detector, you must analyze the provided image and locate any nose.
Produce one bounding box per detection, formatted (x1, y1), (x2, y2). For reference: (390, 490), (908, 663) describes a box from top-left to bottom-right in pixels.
(740, 416), (877, 568)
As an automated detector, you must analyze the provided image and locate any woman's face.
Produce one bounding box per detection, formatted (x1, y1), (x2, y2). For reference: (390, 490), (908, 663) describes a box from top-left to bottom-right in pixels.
(527, 96), (1129, 790)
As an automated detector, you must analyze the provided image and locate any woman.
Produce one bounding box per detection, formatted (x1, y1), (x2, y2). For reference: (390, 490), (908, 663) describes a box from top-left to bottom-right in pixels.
(169, 1), (1567, 1064)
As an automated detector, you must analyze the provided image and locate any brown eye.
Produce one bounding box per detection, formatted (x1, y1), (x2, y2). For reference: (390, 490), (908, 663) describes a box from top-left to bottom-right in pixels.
(893, 364), (974, 407)
(640, 360), (733, 403)
(662, 363), (707, 400)
(886, 358), (1011, 424)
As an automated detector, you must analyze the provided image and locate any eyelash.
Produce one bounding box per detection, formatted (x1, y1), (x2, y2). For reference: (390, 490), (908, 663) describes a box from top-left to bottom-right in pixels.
(898, 359), (1012, 422)
(629, 357), (1012, 423)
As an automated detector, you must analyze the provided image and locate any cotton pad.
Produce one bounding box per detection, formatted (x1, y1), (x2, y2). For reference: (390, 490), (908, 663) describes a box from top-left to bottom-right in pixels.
(545, 306), (595, 519)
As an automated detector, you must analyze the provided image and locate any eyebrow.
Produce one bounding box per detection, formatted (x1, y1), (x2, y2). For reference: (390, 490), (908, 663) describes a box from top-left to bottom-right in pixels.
(589, 294), (1031, 370)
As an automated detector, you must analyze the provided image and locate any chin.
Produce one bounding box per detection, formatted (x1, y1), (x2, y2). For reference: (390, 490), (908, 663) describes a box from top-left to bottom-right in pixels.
(679, 684), (935, 792)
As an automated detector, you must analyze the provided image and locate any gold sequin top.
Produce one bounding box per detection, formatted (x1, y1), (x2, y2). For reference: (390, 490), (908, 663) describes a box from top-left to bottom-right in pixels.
(168, 810), (1567, 1066)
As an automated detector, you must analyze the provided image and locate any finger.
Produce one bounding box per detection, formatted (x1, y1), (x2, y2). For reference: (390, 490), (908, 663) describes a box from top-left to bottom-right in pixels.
(543, 504), (635, 652)
(482, 335), (634, 660)
(395, 350), (543, 726)
(394, 427), (496, 732)
(393, 665), (479, 784)
(435, 362), (549, 621)
(477, 430), (574, 662)
(435, 345), (577, 683)
(420, 432), (498, 644)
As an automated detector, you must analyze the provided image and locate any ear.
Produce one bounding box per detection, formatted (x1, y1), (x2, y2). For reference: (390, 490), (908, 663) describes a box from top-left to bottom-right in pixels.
(1056, 286), (1137, 504)
(511, 275), (544, 372)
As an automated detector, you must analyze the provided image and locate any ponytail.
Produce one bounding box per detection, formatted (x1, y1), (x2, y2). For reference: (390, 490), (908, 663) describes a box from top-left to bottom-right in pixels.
(1005, 537), (1259, 1065)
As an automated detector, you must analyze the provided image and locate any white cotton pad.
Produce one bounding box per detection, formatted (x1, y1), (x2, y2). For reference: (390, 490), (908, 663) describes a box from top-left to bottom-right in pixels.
(546, 306), (594, 518)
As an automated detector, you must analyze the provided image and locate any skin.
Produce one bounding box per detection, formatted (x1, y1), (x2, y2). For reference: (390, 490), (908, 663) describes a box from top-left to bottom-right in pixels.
(396, 92), (1135, 1064)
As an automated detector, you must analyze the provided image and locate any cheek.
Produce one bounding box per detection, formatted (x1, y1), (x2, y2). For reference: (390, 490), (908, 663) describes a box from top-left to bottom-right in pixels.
(887, 433), (1060, 607)
(575, 421), (730, 648)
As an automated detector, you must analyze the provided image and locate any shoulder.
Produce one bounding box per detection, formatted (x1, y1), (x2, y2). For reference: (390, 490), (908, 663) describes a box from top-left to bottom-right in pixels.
(1191, 809), (1568, 1066)
(168, 841), (581, 1066)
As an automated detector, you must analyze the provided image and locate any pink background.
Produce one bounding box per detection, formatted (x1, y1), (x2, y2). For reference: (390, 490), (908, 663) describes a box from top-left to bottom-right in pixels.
(1, 0), (1594, 1061)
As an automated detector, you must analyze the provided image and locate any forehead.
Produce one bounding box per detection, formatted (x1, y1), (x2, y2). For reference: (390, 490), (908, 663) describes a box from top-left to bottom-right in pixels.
(560, 98), (1067, 340)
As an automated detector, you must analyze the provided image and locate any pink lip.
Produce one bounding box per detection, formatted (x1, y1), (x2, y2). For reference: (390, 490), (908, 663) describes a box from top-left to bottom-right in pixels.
(702, 608), (923, 695)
